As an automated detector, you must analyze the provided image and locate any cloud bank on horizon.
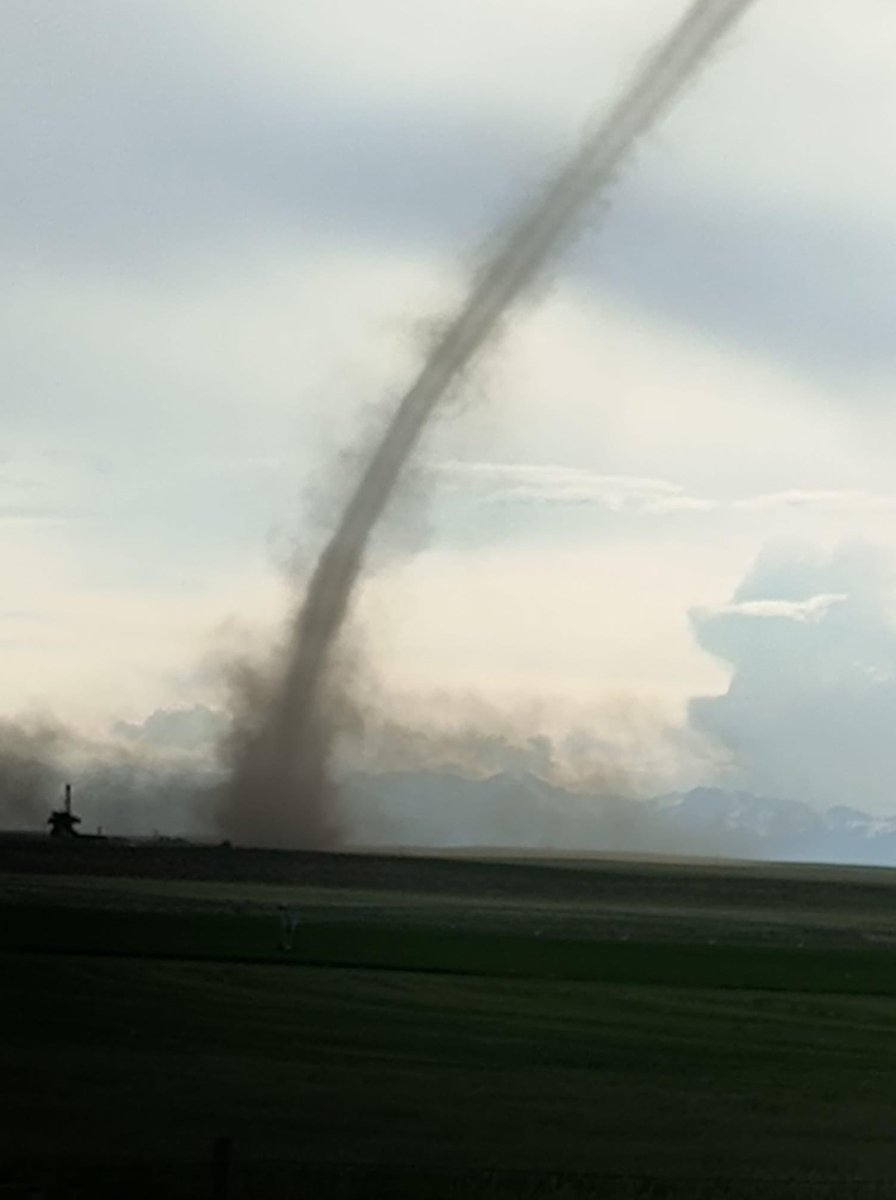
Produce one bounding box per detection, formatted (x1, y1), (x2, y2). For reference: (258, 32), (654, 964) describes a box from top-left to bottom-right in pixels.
(691, 543), (896, 812)
(5, 2), (896, 836)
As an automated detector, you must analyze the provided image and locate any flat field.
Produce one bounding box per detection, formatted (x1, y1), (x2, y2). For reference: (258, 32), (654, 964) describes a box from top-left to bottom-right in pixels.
(3, 838), (896, 1197)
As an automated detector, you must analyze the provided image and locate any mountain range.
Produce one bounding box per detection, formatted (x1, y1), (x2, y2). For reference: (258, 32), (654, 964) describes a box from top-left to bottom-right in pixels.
(341, 769), (896, 866)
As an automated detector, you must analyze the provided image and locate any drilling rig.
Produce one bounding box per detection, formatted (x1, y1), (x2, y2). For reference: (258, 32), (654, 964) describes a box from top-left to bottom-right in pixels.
(47, 783), (81, 838)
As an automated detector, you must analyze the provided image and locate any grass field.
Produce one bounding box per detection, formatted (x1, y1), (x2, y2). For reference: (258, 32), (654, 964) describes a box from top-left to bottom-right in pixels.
(4, 841), (896, 1197)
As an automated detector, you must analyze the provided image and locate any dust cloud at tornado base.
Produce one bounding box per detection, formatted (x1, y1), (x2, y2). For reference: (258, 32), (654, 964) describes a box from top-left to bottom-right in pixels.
(215, 0), (757, 849)
(0, 712), (219, 839)
(0, 717), (66, 831)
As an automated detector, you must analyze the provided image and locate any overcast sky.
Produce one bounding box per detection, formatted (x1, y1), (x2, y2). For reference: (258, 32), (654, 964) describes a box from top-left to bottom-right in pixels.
(6, 1), (896, 809)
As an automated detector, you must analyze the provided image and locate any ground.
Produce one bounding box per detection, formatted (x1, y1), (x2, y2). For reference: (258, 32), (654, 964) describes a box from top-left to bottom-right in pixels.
(3, 838), (896, 1197)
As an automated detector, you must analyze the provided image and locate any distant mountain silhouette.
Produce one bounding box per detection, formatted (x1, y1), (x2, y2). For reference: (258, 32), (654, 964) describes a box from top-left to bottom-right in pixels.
(340, 769), (896, 866)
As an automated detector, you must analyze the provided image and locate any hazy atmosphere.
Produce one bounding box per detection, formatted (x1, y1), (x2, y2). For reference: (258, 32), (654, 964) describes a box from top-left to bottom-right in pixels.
(6, 1), (896, 859)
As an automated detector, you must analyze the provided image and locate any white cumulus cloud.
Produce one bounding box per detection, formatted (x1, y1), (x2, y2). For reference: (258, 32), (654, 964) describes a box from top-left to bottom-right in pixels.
(704, 593), (848, 623)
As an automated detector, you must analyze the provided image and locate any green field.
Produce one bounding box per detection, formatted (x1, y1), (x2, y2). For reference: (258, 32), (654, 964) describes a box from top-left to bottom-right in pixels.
(4, 842), (896, 1197)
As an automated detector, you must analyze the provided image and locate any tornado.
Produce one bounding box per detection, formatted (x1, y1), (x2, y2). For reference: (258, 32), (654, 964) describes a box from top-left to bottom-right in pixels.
(218, 0), (756, 848)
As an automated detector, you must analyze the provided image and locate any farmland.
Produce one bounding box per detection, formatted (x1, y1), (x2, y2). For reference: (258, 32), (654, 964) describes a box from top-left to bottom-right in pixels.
(3, 838), (896, 1197)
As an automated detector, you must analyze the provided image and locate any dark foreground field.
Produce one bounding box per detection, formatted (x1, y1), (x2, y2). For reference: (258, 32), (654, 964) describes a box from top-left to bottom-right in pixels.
(4, 840), (896, 1197)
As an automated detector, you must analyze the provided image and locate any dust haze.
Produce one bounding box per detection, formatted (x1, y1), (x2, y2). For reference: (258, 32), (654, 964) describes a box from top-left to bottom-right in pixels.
(0, 716), (66, 830)
(0, 712), (216, 838)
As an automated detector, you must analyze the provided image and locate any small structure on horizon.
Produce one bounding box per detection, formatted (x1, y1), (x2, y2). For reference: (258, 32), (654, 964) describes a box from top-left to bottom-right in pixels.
(48, 783), (82, 838)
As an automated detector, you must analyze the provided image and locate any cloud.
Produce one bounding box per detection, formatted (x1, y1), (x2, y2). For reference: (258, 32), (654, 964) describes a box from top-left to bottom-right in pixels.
(6, 0), (896, 752)
(114, 705), (226, 753)
(435, 464), (896, 528)
(703, 593), (847, 623)
(690, 542), (896, 812)
(435, 460), (715, 513)
(736, 490), (896, 514)
(5, 0), (896, 390)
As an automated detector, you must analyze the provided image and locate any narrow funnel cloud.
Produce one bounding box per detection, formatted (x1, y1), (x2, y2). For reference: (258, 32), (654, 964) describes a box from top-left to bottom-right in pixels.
(218, 0), (756, 849)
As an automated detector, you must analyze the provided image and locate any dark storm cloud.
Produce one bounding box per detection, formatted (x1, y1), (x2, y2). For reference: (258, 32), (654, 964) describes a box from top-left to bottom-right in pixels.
(690, 542), (896, 811)
(590, 184), (896, 384)
(5, 2), (896, 387)
(1, 1), (533, 274)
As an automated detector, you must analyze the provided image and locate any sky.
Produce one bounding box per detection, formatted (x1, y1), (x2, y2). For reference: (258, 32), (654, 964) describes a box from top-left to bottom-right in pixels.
(6, 1), (896, 815)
